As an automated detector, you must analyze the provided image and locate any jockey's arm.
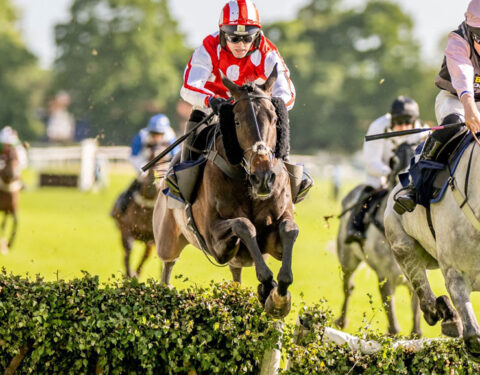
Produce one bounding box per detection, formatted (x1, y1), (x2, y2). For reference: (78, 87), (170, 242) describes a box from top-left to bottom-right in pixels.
(363, 118), (391, 178)
(265, 51), (296, 110)
(180, 45), (216, 108)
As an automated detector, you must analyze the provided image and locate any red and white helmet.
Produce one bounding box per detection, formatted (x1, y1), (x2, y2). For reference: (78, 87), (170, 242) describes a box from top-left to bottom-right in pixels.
(219, 0), (261, 30)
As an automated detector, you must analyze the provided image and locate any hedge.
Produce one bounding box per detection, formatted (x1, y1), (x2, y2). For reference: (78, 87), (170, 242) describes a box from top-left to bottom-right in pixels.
(2, 270), (480, 374)
(283, 303), (480, 374)
(0, 270), (280, 374)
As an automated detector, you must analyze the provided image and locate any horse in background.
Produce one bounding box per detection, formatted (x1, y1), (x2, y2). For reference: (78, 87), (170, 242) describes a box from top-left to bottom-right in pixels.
(336, 141), (421, 335)
(111, 146), (167, 277)
(385, 137), (480, 359)
(153, 67), (298, 318)
(0, 143), (22, 254)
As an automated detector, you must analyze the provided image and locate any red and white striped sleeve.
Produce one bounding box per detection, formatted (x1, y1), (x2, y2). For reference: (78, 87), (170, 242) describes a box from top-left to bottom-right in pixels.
(264, 50), (296, 110)
(180, 40), (217, 108)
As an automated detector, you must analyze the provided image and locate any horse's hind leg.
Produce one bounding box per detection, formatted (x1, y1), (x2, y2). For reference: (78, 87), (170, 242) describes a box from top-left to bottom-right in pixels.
(411, 291), (422, 337)
(8, 212), (17, 248)
(121, 233), (134, 277)
(335, 243), (361, 329)
(135, 241), (154, 277)
(229, 265), (242, 283)
(377, 276), (400, 335)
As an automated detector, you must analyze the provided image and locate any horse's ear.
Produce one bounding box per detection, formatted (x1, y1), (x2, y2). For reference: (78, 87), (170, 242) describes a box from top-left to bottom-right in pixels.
(260, 64), (278, 95)
(221, 72), (242, 98)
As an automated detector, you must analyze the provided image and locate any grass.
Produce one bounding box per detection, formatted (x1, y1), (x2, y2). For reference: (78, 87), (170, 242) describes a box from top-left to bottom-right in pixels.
(1, 168), (479, 338)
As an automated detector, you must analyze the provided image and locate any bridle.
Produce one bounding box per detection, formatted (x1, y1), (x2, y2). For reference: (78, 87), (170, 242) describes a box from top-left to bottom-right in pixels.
(232, 93), (279, 176)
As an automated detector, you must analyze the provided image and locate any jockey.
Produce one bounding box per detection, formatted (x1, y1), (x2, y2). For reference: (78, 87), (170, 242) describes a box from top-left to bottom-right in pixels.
(0, 126), (28, 171)
(394, 0), (480, 214)
(179, 0), (312, 201)
(117, 114), (179, 213)
(345, 96), (425, 244)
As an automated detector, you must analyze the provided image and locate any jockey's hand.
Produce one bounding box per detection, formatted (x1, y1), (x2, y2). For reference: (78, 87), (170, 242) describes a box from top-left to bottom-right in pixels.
(461, 93), (480, 134)
(208, 97), (228, 115)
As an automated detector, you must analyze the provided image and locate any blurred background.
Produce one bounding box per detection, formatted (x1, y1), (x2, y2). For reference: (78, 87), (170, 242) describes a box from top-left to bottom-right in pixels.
(0, 0), (474, 336)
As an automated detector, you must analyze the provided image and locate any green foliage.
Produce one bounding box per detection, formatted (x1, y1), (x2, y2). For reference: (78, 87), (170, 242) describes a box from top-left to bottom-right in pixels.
(0, 271), (280, 374)
(265, 0), (439, 152)
(0, 0), (48, 139)
(282, 303), (480, 374)
(53, 0), (190, 144)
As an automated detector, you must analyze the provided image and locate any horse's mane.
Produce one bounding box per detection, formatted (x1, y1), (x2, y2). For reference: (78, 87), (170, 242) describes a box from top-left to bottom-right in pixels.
(219, 89), (290, 165)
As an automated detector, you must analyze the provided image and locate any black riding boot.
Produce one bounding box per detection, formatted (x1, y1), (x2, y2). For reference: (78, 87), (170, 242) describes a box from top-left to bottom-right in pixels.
(393, 136), (443, 215)
(345, 195), (369, 244)
(180, 110), (208, 163)
(118, 179), (141, 213)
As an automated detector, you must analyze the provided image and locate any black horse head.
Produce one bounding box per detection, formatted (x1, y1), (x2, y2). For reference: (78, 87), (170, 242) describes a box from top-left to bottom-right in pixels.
(388, 141), (415, 188)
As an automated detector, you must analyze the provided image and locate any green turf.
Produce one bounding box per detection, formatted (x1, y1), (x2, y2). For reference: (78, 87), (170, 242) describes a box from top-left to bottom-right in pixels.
(1, 169), (478, 338)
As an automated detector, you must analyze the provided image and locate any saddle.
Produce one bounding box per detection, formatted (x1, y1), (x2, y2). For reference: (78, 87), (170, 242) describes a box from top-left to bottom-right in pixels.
(400, 129), (471, 208)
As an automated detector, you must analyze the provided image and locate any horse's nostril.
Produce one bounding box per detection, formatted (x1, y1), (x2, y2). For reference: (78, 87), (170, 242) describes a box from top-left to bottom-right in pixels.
(269, 173), (276, 185)
(249, 174), (260, 186)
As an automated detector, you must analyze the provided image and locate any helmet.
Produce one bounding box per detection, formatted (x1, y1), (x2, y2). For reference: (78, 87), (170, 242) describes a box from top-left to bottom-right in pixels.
(0, 126), (18, 145)
(146, 114), (170, 134)
(466, 0), (480, 28)
(219, 0), (261, 30)
(390, 96), (419, 119)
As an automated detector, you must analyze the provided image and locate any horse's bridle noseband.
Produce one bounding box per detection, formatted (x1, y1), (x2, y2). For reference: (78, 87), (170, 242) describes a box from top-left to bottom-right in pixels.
(232, 93), (278, 175)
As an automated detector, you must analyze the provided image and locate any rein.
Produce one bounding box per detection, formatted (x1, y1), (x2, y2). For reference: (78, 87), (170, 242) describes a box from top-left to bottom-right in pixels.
(232, 94), (277, 176)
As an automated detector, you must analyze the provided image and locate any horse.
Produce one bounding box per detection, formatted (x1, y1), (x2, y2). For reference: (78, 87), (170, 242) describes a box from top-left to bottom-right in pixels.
(111, 146), (167, 277)
(336, 141), (422, 335)
(385, 137), (480, 359)
(153, 67), (298, 318)
(0, 143), (21, 254)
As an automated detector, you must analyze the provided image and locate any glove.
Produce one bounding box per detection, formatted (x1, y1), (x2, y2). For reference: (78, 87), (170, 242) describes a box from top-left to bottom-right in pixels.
(208, 97), (228, 115)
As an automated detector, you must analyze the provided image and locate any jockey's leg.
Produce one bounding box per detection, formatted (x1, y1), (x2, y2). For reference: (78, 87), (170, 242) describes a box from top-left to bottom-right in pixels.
(118, 178), (142, 213)
(283, 156), (314, 204)
(180, 110), (208, 163)
(345, 186), (373, 244)
(295, 170), (313, 203)
(394, 113), (462, 214)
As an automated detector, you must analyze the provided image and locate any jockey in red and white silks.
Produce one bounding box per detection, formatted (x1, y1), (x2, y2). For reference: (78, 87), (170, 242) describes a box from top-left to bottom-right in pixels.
(434, 0), (480, 129)
(180, 0), (295, 111)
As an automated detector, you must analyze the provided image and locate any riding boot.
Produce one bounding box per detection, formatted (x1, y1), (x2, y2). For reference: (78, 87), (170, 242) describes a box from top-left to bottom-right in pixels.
(294, 171), (313, 203)
(118, 179), (141, 213)
(180, 110), (208, 163)
(393, 136), (443, 215)
(345, 198), (368, 244)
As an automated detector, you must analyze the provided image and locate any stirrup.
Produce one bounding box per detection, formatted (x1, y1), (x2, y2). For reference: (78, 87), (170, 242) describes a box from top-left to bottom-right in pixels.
(294, 172), (313, 204)
(393, 186), (416, 215)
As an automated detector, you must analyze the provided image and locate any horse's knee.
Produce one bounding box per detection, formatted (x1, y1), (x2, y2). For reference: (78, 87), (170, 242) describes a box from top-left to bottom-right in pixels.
(231, 218), (256, 238)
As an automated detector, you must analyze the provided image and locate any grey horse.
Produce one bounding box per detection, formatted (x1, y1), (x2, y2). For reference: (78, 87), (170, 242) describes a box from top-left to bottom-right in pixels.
(385, 140), (480, 359)
(336, 142), (422, 336)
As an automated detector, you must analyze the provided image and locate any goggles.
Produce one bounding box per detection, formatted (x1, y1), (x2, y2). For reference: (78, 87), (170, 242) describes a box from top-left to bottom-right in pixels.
(392, 116), (414, 126)
(225, 33), (257, 44)
(473, 32), (480, 44)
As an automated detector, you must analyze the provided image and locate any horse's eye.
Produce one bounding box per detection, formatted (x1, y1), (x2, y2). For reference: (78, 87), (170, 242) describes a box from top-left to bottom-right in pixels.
(234, 119), (240, 127)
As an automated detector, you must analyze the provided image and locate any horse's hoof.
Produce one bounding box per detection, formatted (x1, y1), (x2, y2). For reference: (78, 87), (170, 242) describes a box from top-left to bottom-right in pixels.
(0, 238), (8, 255)
(265, 287), (291, 319)
(465, 336), (480, 361)
(257, 281), (276, 306)
(441, 318), (463, 337)
(334, 317), (348, 329)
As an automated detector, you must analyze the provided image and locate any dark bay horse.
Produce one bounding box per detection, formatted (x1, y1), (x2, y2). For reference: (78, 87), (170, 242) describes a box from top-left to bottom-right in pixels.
(336, 142), (421, 335)
(153, 68), (298, 318)
(0, 143), (21, 254)
(111, 147), (167, 277)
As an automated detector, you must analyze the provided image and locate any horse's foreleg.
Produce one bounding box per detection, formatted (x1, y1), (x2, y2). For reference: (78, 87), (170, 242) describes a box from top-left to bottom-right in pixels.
(161, 260), (177, 285)
(276, 219), (298, 296)
(8, 212), (17, 248)
(135, 242), (154, 277)
(411, 291), (422, 337)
